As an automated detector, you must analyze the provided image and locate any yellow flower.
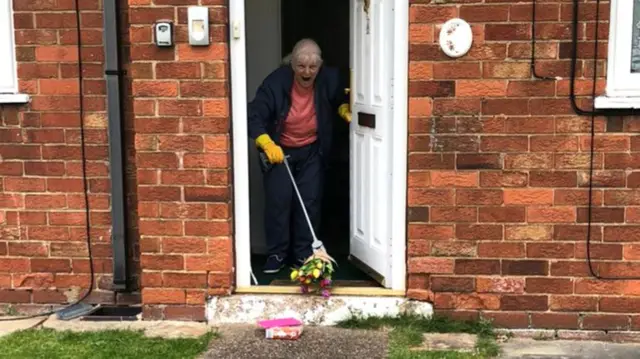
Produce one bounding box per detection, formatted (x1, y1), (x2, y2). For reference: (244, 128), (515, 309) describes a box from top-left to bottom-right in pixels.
(305, 278), (311, 284)
(290, 270), (299, 280)
(316, 262), (323, 269)
(313, 269), (321, 278)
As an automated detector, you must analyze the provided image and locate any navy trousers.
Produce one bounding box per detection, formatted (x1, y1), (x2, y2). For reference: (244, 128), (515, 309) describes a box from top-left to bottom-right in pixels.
(263, 142), (323, 262)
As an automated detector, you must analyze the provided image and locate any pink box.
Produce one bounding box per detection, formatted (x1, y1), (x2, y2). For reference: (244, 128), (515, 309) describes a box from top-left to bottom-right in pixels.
(264, 325), (304, 340)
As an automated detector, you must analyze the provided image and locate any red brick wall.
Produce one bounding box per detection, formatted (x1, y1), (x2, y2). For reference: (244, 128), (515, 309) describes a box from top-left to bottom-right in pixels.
(127, 0), (234, 321)
(406, 0), (640, 331)
(0, 0), (137, 314)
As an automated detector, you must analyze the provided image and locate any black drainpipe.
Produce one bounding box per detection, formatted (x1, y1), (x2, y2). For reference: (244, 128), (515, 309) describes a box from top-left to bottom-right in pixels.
(103, 0), (128, 291)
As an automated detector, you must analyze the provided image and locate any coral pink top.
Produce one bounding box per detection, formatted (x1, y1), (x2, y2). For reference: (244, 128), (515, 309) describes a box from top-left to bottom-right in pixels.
(279, 81), (317, 148)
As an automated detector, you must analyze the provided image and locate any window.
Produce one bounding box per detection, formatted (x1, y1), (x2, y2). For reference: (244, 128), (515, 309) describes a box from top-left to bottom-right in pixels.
(0, 0), (28, 103)
(596, 0), (640, 108)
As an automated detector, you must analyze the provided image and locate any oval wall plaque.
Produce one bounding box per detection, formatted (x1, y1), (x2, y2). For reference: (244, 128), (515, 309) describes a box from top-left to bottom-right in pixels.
(439, 18), (473, 58)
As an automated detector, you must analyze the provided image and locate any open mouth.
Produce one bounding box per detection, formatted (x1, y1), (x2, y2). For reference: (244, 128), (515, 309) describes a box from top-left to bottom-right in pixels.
(301, 76), (311, 81)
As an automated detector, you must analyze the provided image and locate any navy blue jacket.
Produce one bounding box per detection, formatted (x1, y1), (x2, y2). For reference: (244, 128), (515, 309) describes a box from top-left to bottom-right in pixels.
(247, 65), (345, 165)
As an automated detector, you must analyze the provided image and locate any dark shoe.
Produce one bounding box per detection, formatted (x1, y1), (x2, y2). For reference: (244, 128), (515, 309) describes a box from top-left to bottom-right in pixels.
(263, 255), (285, 274)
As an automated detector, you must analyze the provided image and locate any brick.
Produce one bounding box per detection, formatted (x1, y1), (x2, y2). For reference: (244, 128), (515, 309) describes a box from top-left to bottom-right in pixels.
(455, 260), (500, 275)
(507, 81), (556, 97)
(132, 81), (179, 97)
(530, 136), (579, 152)
(480, 171), (528, 188)
(408, 258), (454, 274)
(183, 154), (228, 168)
(460, 5), (509, 22)
(527, 207), (576, 223)
(140, 255), (184, 271)
(483, 62), (531, 78)
(578, 171), (625, 188)
(577, 207), (624, 223)
(409, 62), (433, 80)
(527, 243), (575, 259)
(430, 207), (477, 223)
(177, 43), (227, 61)
(163, 273), (207, 289)
(478, 242), (524, 258)
(164, 306), (205, 321)
(35, 46), (78, 62)
(505, 225), (553, 241)
(550, 295), (598, 312)
(550, 261), (591, 277)
(456, 189), (503, 205)
(408, 189), (454, 206)
(477, 277), (525, 294)
(456, 224), (503, 240)
(583, 314), (630, 331)
(0, 290), (31, 304)
(503, 260), (548, 275)
(30, 259), (71, 273)
(481, 311), (529, 329)
(431, 277), (474, 292)
(479, 207), (525, 223)
(435, 293), (500, 310)
(184, 221), (230, 236)
(480, 136), (528, 152)
(410, 6), (457, 23)
(185, 255), (231, 272)
(433, 63), (481, 79)
(501, 295), (548, 311)
(430, 171), (478, 188)
(431, 241), (476, 257)
(526, 278), (573, 294)
(600, 298), (640, 313)
(531, 313), (579, 329)
(184, 187), (229, 202)
(482, 99), (529, 115)
(456, 154), (502, 170)
(142, 289), (186, 305)
(409, 81), (454, 97)
(456, 80), (507, 97)
(575, 243), (622, 260)
(529, 171), (577, 187)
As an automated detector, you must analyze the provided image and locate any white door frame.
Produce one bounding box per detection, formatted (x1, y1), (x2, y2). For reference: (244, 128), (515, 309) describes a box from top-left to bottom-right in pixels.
(228, 0), (408, 292)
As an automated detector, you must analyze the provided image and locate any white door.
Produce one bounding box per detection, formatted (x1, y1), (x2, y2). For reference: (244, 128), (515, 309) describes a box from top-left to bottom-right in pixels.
(349, 0), (393, 287)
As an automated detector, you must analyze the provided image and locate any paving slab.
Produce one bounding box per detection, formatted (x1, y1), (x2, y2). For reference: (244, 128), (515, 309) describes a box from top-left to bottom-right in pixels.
(0, 317), (47, 337)
(499, 338), (640, 359)
(416, 333), (477, 352)
(203, 324), (388, 359)
(42, 315), (211, 339)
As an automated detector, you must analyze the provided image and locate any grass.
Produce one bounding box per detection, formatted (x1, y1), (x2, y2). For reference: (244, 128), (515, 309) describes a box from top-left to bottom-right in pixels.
(0, 328), (216, 359)
(336, 314), (500, 359)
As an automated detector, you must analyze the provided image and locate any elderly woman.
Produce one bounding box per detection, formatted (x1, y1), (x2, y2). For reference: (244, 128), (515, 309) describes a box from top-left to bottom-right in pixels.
(248, 38), (348, 273)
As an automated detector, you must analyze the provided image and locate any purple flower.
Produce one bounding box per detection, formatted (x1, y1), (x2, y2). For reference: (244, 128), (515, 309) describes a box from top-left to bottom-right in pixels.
(320, 279), (331, 287)
(301, 285), (309, 294)
(321, 289), (330, 298)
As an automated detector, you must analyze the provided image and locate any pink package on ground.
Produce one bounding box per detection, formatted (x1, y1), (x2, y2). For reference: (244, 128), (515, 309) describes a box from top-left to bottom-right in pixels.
(257, 317), (302, 329)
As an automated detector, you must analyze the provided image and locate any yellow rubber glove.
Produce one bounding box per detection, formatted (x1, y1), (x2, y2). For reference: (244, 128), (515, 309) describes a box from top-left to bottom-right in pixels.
(338, 103), (351, 123)
(256, 134), (284, 164)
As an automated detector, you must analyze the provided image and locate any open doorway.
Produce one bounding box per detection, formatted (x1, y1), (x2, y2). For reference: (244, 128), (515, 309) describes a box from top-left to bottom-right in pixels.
(244, 0), (380, 288)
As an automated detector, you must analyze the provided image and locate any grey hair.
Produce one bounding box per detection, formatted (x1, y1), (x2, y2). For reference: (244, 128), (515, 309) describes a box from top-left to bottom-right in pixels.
(290, 38), (322, 66)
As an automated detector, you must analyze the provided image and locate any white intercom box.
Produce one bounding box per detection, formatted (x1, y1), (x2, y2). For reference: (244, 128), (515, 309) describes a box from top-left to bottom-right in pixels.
(188, 6), (209, 46)
(154, 20), (173, 47)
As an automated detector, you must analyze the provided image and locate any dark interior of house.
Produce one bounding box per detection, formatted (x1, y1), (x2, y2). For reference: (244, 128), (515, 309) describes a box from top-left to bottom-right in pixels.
(250, 0), (379, 287)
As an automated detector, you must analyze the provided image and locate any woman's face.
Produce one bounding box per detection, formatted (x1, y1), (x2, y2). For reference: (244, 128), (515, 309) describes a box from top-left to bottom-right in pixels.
(293, 55), (320, 88)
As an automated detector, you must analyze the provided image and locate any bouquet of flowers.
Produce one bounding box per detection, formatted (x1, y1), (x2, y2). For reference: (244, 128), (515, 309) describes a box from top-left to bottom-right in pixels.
(289, 254), (335, 298)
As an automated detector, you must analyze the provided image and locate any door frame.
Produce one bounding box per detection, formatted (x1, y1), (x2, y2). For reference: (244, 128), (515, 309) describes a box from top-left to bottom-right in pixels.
(228, 0), (408, 292)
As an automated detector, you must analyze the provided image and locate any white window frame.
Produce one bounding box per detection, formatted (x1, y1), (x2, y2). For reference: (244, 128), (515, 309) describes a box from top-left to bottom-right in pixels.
(0, 0), (29, 104)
